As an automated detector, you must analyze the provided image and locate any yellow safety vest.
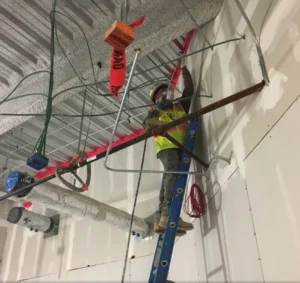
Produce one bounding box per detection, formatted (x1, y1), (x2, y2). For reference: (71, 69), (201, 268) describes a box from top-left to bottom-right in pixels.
(149, 103), (188, 154)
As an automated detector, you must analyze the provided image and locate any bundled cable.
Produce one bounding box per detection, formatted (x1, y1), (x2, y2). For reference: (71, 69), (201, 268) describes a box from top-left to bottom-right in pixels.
(183, 163), (206, 218)
(183, 183), (206, 218)
(32, 0), (57, 156)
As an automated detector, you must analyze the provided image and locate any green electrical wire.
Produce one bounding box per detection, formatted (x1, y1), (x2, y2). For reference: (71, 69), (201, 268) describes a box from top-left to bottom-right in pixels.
(51, 36), (244, 100)
(136, 36), (244, 77)
(0, 30), (243, 156)
(52, 76), (167, 100)
(0, 0), (245, 171)
(0, 71), (50, 105)
(0, 32), (243, 107)
(33, 0), (57, 155)
(52, 79), (108, 100)
(0, 76), (168, 117)
(53, 10), (142, 125)
(51, 10), (104, 98)
(54, 13), (109, 98)
(0, 94), (207, 118)
(0, 93), (47, 105)
(54, 24), (97, 96)
(76, 88), (87, 155)
(0, 72), (211, 118)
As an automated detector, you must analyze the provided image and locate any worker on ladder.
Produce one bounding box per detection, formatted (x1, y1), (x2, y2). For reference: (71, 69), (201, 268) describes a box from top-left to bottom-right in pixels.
(143, 58), (194, 236)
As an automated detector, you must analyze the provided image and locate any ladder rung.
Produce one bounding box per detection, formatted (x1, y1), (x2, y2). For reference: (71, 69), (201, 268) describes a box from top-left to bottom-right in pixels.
(148, 120), (199, 283)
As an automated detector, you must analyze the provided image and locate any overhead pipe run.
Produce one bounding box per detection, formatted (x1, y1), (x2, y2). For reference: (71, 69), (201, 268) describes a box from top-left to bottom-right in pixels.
(22, 181), (151, 239)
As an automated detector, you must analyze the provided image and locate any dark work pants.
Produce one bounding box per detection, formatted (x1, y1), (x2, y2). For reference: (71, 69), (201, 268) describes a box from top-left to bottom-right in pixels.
(156, 149), (182, 222)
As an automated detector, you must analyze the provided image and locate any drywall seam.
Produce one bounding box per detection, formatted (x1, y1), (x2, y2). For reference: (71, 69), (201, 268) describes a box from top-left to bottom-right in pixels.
(276, 164), (300, 250)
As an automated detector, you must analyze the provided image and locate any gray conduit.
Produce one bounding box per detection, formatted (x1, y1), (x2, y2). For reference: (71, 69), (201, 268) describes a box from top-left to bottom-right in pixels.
(23, 182), (151, 238)
(235, 0), (270, 85)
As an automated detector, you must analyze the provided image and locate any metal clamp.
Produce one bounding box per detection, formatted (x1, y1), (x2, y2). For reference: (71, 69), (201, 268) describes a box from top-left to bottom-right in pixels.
(208, 152), (232, 168)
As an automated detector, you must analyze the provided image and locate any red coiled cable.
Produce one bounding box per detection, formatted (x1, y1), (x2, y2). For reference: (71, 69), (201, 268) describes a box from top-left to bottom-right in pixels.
(183, 172), (207, 218)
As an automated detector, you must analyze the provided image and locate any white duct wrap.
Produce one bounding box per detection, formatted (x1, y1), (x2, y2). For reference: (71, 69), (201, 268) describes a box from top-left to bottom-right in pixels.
(23, 182), (151, 238)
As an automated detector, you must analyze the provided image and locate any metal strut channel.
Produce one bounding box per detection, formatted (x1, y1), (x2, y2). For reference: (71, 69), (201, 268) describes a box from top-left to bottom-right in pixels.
(149, 119), (199, 283)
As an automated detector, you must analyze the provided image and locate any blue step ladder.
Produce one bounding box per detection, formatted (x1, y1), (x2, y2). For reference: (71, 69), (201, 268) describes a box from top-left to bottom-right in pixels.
(148, 119), (199, 283)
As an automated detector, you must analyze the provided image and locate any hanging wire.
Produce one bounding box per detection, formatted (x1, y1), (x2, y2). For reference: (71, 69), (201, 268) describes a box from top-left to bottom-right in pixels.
(0, 111), (147, 180)
(54, 22), (103, 97)
(0, 32), (243, 111)
(0, 34), (241, 178)
(0, 93), (221, 118)
(1, 132), (13, 174)
(51, 37), (243, 100)
(54, 9), (147, 126)
(54, 11), (110, 98)
(82, 68), (101, 153)
(0, 74), (132, 164)
(90, 0), (108, 16)
(51, 11), (103, 97)
(82, 93), (97, 152)
(0, 39), (237, 110)
(76, 89), (88, 155)
(0, 2), (243, 183)
(1, 93), (48, 105)
(0, 71), (50, 105)
(121, 139), (147, 283)
(146, 55), (182, 94)
(32, 0), (57, 156)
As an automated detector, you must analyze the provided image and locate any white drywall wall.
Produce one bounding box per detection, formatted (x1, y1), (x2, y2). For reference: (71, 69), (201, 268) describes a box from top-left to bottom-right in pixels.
(187, 0), (300, 281)
(1, 0), (300, 282)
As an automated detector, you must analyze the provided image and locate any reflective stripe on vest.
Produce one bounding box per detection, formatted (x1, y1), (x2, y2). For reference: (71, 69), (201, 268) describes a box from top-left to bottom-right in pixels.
(152, 103), (188, 154)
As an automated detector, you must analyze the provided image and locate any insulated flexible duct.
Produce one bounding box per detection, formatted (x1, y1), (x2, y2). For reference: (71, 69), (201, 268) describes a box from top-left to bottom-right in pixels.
(23, 182), (151, 238)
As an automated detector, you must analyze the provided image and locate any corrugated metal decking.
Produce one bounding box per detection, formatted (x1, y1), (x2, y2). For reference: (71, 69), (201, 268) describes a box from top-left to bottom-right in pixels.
(0, 0), (223, 178)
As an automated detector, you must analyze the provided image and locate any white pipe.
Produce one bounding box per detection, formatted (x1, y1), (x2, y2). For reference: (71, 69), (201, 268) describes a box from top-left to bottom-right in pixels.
(23, 182), (151, 238)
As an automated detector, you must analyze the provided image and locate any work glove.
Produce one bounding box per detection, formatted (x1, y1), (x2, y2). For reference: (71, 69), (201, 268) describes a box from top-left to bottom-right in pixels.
(144, 118), (167, 133)
(147, 118), (167, 126)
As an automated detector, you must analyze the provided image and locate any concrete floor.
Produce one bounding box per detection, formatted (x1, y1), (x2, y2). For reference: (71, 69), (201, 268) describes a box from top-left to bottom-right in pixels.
(1, 0), (300, 282)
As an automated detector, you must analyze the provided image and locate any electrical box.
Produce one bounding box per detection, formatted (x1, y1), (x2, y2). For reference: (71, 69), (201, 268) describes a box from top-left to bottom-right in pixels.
(27, 153), (49, 171)
(5, 171), (34, 197)
(104, 20), (135, 50)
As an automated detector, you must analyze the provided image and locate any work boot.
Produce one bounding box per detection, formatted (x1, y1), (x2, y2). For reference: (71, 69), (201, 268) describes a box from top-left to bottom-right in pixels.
(178, 217), (194, 231)
(154, 221), (165, 235)
(158, 216), (186, 236)
(154, 216), (186, 237)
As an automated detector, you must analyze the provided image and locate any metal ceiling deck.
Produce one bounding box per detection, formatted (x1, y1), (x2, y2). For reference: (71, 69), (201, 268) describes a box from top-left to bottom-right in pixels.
(0, 0), (113, 89)
(0, 35), (185, 177)
(0, 0), (210, 183)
